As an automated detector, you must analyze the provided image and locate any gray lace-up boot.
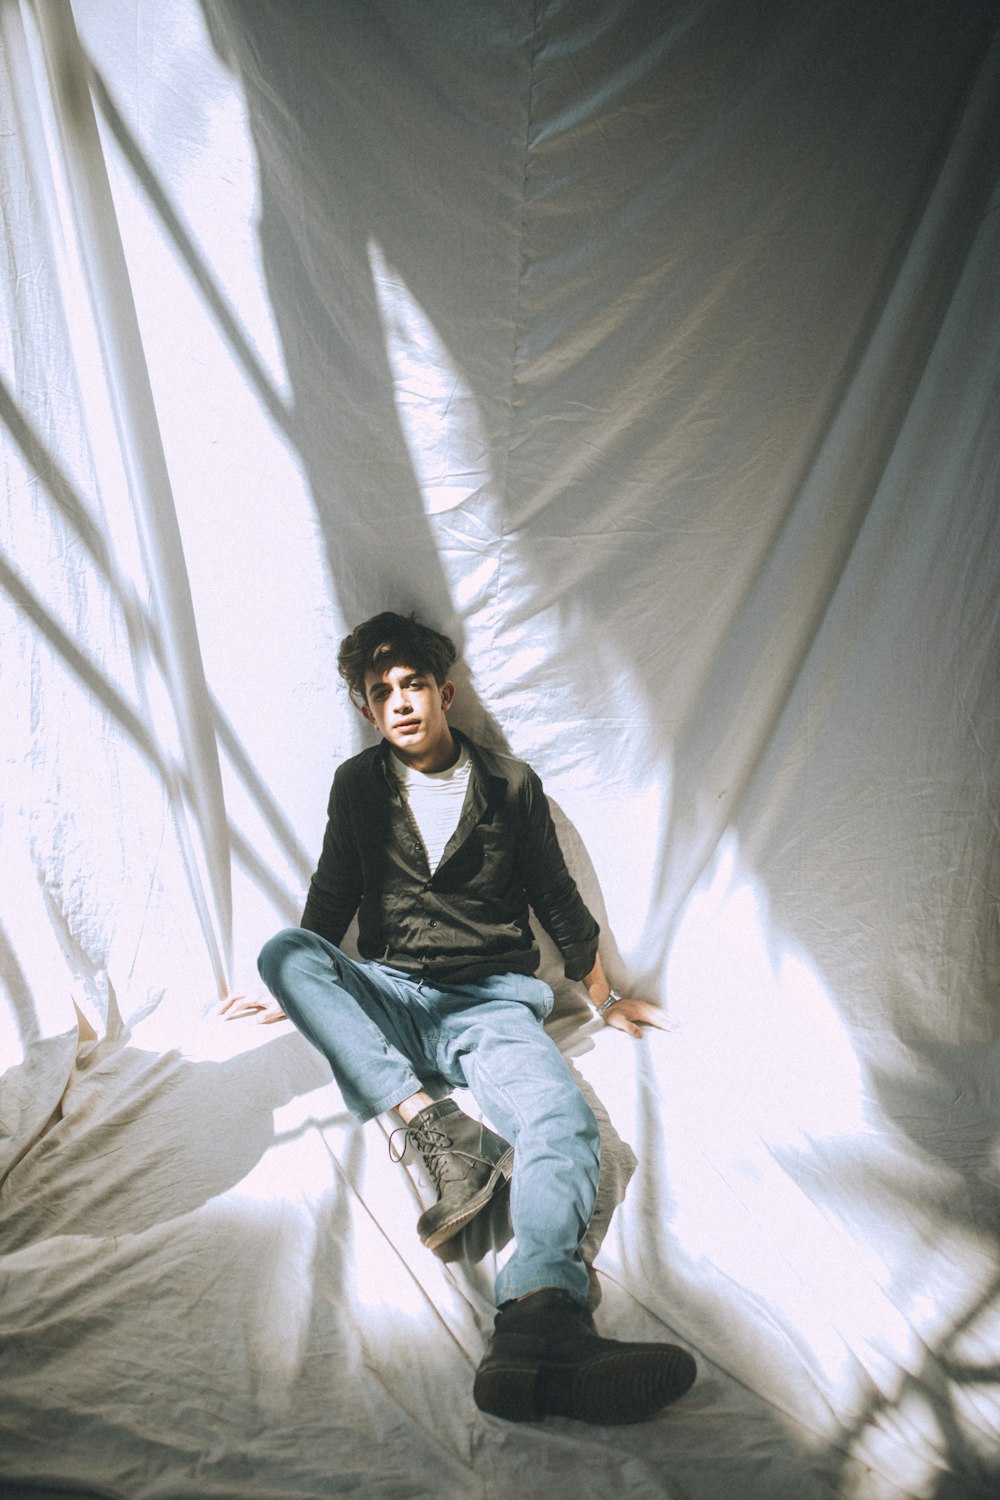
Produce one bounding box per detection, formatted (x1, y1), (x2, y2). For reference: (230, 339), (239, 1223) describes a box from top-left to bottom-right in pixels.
(473, 1287), (697, 1424)
(396, 1099), (514, 1251)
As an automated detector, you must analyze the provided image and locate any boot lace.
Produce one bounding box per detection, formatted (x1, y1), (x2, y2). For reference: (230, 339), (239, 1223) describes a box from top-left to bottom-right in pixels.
(388, 1115), (483, 1189)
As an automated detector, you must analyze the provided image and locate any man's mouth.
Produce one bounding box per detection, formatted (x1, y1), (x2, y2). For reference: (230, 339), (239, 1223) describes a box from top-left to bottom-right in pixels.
(394, 719), (421, 732)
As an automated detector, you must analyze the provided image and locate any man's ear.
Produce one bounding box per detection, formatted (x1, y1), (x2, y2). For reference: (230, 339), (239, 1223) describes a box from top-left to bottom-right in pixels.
(441, 680), (455, 711)
(360, 702), (376, 727)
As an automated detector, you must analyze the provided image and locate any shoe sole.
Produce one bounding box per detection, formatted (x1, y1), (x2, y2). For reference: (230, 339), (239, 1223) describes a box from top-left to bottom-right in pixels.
(473, 1344), (697, 1425)
(418, 1146), (514, 1251)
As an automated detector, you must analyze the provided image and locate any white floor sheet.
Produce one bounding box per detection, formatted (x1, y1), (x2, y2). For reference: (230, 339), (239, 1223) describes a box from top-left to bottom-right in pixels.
(2, 2), (999, 1497)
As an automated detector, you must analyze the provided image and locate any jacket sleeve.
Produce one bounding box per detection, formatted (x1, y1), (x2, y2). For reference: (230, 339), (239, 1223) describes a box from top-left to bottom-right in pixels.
(517, 767), (600, 981)
(300, 765), (364, 946)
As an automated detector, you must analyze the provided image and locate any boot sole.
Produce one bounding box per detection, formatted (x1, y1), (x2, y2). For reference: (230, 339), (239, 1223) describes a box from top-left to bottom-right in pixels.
(418, 1146), (514, 1251)
(474, 1344), (697, 1425)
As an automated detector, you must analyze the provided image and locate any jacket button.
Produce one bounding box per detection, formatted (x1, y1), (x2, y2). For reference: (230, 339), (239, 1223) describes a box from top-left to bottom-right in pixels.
(429, 920), (438, 928)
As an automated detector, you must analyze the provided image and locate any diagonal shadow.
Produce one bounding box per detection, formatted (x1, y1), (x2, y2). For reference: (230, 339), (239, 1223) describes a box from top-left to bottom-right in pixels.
(88, 64), (294, 442)
(1, 380), (312, 905)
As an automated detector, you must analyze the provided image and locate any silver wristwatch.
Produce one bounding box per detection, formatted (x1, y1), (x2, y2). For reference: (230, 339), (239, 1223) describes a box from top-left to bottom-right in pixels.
(596, 987), (623, 1016)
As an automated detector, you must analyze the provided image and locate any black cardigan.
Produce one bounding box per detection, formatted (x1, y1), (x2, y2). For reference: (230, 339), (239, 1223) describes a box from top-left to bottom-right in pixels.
(300, 730), (600, 983)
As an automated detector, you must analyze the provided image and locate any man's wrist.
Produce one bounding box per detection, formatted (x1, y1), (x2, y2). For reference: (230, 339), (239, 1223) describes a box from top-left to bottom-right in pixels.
(595, 987), (622, 1017)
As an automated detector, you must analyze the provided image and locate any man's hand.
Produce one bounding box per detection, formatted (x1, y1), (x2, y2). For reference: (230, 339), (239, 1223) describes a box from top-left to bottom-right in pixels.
(581, 953), (671, 1040)
(219, 988), (287, 1024)
(599, 996), (671, 1040)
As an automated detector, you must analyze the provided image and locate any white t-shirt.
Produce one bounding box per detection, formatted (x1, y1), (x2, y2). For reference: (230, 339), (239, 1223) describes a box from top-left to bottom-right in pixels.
(388, 743), (472, 872)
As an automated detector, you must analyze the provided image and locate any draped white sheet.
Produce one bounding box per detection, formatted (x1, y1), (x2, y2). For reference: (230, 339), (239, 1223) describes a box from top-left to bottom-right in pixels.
(2, 1), (999, 1496)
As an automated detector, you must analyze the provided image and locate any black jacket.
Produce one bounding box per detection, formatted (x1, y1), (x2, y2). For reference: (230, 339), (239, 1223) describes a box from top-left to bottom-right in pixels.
(300, 730), (600, 983)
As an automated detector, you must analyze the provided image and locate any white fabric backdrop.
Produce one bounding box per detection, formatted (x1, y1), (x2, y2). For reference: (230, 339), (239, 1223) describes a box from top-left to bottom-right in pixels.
(2, 1), (999, 1496)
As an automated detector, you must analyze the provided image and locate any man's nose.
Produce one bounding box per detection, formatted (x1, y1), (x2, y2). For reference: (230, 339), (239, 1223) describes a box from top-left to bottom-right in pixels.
(391, 688), (411, 714)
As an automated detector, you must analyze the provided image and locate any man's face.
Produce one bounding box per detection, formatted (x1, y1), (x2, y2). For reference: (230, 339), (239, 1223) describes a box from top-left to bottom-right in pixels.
(361, 662), (456, 769)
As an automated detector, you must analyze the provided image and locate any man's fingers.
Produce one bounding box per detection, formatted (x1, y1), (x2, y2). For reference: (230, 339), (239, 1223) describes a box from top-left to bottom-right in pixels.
(607, 1011), (644, 1039)
(601, 997), (673, 1037)
(221, 997), (258, 1018)
(632, 1001), (671, 1031)
(220, 991), (285, 1023)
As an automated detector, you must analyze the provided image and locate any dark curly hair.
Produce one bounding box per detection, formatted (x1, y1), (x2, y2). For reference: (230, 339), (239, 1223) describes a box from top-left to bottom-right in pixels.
(337, 612), (457, 707)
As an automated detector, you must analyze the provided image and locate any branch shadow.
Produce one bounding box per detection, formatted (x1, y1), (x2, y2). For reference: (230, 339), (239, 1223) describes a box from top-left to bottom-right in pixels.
(1, 379), (312, 920)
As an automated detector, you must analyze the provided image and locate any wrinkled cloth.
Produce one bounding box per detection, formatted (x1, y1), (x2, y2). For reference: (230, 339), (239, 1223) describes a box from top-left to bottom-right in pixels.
(2, 1), (999, 1497)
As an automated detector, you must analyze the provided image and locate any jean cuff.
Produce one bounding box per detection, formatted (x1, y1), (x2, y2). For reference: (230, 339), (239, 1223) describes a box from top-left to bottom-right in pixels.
(352, 1082), (426, 1124)
(495, 1263), (590, 1308)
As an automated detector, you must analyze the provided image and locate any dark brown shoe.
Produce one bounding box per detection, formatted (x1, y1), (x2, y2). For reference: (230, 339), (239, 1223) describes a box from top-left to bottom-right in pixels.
(473, 1288), (696, 1424)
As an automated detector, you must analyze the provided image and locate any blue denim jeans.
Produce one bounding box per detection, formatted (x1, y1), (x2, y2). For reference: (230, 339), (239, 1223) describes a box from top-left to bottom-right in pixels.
(258, 927), (600, 1305)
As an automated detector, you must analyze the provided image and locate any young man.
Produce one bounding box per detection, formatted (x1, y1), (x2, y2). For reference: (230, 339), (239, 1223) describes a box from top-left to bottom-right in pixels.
(247, 612), (696, 1424)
